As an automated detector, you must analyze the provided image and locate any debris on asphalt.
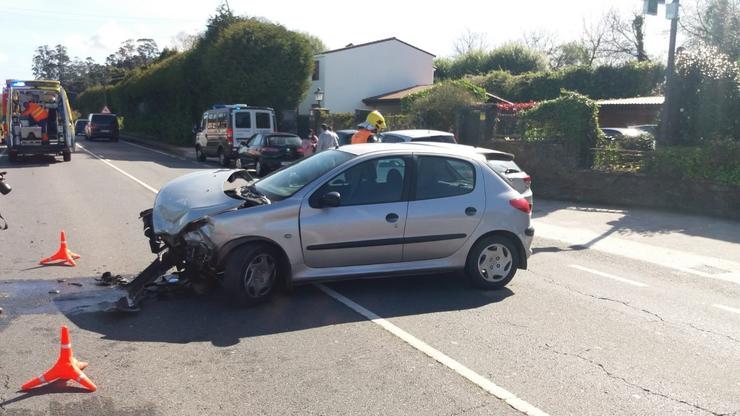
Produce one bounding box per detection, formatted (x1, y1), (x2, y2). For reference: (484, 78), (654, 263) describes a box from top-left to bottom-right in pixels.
(68, 282), (83, 287)
(56, 279), (66, 283)
(48, 290), (60, 295)
(95, 271), (128, 286)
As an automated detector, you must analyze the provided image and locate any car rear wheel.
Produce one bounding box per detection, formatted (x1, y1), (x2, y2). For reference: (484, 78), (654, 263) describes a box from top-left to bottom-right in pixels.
(63, 150), (71, 162)
(224, 244), (279, 306)
(234, 158), (243, 169)
(465, 235), (519, 289)
(255, 160), (265, 177)
(195, 145), (206, 162)
(8, 151), (18, 163)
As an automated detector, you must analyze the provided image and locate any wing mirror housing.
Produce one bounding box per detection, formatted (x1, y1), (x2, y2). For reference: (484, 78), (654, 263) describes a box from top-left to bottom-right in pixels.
(320, 191), (341, 208)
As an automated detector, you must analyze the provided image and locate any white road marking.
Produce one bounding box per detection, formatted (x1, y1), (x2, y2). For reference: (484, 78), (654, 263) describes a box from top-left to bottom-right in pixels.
(713, 304), (740, 316)
(80, 147), (547, 415)
(569, 264), (648, 287)
(120, 139), (190, 162)
(317, 284), (550, 416)
(77, 144), (159, 194)
(535, 221), (740, 286)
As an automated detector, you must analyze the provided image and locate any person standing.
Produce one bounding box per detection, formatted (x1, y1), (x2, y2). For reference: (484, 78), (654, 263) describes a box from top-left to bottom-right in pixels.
(316, 123), (339, 152)
(351, 110), (386, 144)
(302, 129), (318, 156)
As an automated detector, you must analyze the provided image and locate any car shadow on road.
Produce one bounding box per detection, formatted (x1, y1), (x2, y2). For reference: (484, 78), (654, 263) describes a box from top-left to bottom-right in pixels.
(0, 380), (90, 408)
(61, 273), (513, 347)
(0, 154), (60, 168)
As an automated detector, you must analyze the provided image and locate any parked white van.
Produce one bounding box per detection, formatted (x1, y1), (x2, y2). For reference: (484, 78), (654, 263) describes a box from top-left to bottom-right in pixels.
(194, 104), (276, 166)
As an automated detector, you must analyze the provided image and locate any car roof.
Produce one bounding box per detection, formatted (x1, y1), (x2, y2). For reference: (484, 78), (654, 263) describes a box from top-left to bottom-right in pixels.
(338, 142), (513, 160)
(382, 129), (455, 138)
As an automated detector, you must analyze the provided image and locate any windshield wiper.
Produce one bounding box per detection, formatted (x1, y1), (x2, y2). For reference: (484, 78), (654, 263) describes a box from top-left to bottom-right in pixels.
(503, 168), (520, 174)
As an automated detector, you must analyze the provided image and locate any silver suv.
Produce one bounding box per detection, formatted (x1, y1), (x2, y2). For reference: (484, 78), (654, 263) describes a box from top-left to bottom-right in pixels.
(123, 143), (534, 309)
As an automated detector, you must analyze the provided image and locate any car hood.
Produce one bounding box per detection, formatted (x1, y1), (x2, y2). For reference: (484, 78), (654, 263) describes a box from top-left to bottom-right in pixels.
(152, 169), (246, 236)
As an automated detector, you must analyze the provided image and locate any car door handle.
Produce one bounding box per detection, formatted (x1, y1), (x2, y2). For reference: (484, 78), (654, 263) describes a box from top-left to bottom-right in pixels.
(385, 213), (399, 223)
(465, 207), (477, 216)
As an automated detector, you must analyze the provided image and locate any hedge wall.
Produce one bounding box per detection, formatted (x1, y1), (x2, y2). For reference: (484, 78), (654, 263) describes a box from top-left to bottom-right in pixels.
(75, 18), (313, 145)
(467, 62), (664, 102)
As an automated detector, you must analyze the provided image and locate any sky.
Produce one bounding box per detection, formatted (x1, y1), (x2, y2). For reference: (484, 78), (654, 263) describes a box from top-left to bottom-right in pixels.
(0, 0), (686, 81)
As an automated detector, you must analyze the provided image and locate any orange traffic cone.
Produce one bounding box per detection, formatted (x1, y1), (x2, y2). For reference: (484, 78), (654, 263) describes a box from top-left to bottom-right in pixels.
(40, 230), (80, 266)
(21, 325), (97, 392)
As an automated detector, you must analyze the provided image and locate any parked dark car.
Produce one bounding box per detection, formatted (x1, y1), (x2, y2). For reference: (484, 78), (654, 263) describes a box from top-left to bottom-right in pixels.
(335, 129), (357, 146)
(85, 113), (119, 141)
(236, 133), (305, 176)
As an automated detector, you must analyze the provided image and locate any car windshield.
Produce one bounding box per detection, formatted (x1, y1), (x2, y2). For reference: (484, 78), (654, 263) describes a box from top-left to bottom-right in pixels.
(267, 135), (302, 147)
(254, 150), (354, 201)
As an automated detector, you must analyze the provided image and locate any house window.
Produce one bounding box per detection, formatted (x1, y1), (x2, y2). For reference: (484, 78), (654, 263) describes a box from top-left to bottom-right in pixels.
(312, 60), (320, 81)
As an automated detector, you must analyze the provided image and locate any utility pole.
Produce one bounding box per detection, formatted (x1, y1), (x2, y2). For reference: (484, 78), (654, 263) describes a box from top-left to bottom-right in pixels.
(659, 0), (680, 146)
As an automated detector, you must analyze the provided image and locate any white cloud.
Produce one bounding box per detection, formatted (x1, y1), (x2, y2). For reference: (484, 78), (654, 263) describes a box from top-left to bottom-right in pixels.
(0, 52), (7, 63)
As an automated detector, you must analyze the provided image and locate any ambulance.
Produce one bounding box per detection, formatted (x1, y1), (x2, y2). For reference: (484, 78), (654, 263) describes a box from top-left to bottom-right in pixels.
(3, 80), (75, 162)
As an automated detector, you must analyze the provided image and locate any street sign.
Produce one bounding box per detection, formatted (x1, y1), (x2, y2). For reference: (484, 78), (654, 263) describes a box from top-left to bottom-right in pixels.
(101, 106), (111, 114)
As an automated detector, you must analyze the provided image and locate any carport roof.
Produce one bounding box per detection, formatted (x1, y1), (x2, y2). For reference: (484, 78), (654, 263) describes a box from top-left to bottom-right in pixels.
(363, 85), (434, 104)
(596, 96), (665, 106)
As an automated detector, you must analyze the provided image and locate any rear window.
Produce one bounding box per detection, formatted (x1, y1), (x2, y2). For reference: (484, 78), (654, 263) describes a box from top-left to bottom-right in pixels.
(234, 112), (251, 128)
(410, 135), (455, 143)
(488, 159), (522, 174)
(267, 135), (302, 147)
(91, 114), (116, 125)
(255, 112), (271, 129)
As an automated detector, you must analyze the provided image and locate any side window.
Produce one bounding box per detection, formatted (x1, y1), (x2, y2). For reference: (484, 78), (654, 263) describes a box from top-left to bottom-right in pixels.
(218, 112), (227, 129)
(250, 135), (262, 147)
(415, 156), (475, 200)
(313, 157), (407, 207)
(381, 135), (404, 143)
(234, 112), (251, 129)
(207, 113), (216, 129)
(312, 60), (320, 81)
(255, 112), (271, 129)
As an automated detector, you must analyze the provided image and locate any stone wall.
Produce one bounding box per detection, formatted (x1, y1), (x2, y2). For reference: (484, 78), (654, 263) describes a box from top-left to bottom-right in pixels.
(488, 139), (740, 220)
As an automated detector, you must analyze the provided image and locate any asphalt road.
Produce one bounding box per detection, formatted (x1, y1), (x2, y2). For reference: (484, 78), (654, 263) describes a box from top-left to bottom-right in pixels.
(0, 140), (739, 416)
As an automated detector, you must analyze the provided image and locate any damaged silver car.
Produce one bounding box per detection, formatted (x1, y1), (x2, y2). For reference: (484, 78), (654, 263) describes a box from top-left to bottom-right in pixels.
(118, 143), (534, 310)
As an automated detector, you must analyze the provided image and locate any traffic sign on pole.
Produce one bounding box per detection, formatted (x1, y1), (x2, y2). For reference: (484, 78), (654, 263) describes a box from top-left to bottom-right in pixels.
(101, 106), (111, 114)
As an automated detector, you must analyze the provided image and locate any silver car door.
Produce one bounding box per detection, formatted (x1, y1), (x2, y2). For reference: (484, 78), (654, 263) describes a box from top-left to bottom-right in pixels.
(402, 155), (484, 262)
(300, 156), (410, 268)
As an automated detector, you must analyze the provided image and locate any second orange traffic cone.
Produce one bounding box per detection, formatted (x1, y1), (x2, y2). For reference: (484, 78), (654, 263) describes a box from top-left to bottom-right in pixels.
(21, 325), (97, 392)
(40, 230), (80, 267)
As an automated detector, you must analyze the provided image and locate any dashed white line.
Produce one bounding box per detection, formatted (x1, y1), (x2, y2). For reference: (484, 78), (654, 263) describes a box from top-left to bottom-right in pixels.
(712, 304), (740, 316)
(77, 144), (159, 194)
(317, 284), (550, 416)
(82, 142), (549, 415)
(569, 264), (648, 287)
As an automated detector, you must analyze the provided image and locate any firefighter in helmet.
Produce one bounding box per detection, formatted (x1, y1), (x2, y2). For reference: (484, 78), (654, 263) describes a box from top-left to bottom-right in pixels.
(351, 110), (386, 144)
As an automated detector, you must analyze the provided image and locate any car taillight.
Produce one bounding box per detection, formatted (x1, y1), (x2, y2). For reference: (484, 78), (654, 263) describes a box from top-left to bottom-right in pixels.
(523, 175), (532, 187)
(510, 198), (532, 214)
(296, 147), (304, 153)
(226, 128), (234, 144)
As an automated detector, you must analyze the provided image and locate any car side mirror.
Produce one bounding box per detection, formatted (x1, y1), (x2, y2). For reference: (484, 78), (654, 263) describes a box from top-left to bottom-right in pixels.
(320, 191), (341, 208)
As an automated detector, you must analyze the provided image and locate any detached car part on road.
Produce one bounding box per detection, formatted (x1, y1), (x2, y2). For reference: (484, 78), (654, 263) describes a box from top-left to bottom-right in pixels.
(119, 143), (534, 310)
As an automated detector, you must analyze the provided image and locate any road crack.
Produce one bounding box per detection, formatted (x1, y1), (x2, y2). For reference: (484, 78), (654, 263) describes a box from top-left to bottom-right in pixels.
(445, 402), (489, 416)
(688, 323), (740, 345)
(541, 344), (731, 416)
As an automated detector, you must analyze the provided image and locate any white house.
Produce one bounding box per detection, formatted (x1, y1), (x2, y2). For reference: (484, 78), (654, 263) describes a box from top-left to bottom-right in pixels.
(298, 37), (435, 115)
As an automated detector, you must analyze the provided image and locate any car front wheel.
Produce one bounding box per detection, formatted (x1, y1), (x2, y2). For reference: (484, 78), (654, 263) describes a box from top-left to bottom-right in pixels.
(465, 235), (519, 289)
(224, 244), (279, 306)
(195, 145), (206, 162)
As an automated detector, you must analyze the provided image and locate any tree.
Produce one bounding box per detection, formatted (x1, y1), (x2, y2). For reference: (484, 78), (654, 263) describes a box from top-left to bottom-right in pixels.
(453, 29), (489, 56)
(31, 44), (71, 81)
(603, 10), (649, 62)
(298, 32), (326, 54)
(581, 15), (610, 65)
(171, 31), (199, 52)
(522, 30), (560, 67)
(551, 42), (592, 69)
(407, 81), (484, 131)
(684, 0), (740, 59)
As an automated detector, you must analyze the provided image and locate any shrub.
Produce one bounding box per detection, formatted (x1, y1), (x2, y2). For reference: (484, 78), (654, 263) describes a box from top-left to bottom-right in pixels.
(440, 44), (547, 79)
(467, 62), (664, 102)
(520, 91), (603, 166)
(648, 139), (740, 186)
(405, 81), (485, 131)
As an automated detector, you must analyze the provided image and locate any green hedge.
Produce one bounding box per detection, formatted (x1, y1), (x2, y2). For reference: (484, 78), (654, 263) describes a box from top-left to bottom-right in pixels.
(648, 139), (740, 186)
(520, 91), (604, 166)
(467, 61), (664, 101)
(75, 18), (313, 145)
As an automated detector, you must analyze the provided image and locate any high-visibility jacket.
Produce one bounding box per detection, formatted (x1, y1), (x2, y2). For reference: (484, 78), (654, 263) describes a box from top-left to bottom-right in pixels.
(351, 129), (376, 144)
(22, 102), (48, 123)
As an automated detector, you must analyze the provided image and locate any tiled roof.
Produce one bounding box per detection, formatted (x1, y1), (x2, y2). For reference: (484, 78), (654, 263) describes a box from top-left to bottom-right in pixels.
(363, 85), (434, 103)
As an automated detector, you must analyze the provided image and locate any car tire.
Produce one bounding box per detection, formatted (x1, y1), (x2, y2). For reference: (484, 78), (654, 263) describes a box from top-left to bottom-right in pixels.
(218, 147), (230, 167)
(465, 235), (519, 289)
(63, 150), (71, 162)
(234, 158), (243, 169)
(256, 160), (265, 177)
(195, 145), (206, 162)
(112, 137), (119, 142)
(8, 151), (18, 163)
(224, 244), (280, 306)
